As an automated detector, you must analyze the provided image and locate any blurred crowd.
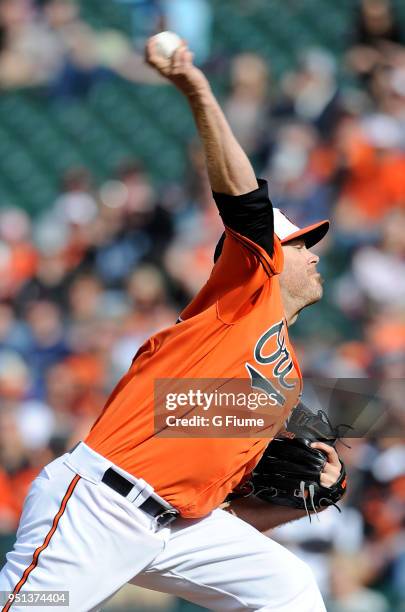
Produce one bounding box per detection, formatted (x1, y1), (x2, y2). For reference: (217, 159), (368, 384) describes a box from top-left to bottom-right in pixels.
(0, 0), (212, 94)
(0, 0), (404, 610)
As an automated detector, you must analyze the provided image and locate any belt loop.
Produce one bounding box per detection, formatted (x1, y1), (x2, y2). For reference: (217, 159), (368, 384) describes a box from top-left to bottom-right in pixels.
(126, 479), (154, 504)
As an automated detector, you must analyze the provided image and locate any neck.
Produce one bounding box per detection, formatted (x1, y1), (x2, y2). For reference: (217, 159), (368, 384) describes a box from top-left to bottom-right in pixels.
(281, 292), (301, 327)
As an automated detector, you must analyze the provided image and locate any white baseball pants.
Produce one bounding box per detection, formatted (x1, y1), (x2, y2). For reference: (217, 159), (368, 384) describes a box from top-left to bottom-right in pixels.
(0, 443), (326, 612)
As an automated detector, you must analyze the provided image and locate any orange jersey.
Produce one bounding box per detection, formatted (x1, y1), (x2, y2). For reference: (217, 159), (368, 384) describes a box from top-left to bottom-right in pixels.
(86, 228), (302, 518)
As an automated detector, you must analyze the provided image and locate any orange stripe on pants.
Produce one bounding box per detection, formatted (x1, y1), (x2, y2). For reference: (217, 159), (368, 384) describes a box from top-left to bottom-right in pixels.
(2, 474), (81, 612)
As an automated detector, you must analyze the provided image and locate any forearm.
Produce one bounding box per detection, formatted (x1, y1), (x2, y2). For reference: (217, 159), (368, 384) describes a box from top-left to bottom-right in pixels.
(225, 496), (315, 532)
(145, 38), (257, 196)
(184, 79), (258, 196)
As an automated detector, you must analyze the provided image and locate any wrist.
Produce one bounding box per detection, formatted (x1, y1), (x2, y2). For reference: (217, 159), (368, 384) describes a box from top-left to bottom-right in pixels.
(177, 71), (211, 100)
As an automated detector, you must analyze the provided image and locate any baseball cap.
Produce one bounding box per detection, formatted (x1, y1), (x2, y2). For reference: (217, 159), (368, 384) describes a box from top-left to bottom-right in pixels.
(274, 208), (329, 248)
(213, 209), (329, 262)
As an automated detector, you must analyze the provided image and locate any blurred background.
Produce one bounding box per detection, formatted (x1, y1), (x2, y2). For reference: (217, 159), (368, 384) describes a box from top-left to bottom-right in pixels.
(0, 0), (404, 610)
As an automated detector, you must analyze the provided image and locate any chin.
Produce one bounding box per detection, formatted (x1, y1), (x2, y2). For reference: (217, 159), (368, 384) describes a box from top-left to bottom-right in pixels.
(316, 282), (324, 299)
(307, 283), (323, 306)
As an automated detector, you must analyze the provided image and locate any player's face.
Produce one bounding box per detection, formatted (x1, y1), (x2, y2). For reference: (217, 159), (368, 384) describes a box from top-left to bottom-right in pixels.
(279, 239), (323, 312)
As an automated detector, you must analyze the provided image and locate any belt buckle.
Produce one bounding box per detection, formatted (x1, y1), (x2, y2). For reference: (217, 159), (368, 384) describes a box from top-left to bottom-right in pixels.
(153, 508), (178, 529)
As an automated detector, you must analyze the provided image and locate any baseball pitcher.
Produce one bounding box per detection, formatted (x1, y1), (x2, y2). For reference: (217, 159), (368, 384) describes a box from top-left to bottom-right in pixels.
(0, 38), (346, 612)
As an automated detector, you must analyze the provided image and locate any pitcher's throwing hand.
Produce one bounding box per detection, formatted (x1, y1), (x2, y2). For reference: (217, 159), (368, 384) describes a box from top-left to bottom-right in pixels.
(145, 36), (207, 96)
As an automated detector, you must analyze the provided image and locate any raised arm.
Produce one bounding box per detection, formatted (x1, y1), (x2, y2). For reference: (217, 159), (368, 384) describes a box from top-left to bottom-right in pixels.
(145, 38), (257, 196)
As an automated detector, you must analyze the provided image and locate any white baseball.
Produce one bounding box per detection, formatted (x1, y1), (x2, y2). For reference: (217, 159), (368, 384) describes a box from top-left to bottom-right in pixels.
(153, 31), (182, 59)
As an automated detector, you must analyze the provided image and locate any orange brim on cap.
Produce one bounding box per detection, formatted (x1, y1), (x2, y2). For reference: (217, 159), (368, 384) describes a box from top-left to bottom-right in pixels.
(273, 208), (329, 248)
(281, 220), (329, 248)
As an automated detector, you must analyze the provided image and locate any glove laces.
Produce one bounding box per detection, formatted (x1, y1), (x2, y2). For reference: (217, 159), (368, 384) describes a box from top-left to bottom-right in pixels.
(299, 480), (342, 523)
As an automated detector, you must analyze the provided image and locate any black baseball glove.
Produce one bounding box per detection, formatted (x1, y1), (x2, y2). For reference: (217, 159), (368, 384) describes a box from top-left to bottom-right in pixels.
(231, 403), (349, 519)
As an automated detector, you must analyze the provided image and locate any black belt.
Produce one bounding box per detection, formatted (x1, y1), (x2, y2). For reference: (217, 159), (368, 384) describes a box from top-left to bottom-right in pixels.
(101, 467), (178, 528)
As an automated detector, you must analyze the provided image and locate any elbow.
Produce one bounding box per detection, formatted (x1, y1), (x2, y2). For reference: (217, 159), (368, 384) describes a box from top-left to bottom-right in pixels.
(218, 175), (259, 197)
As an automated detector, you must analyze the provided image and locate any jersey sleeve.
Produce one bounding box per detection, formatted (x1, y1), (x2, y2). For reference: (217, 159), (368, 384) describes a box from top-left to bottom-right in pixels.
(213, 178), (274, 258)
(179, 179), (283, 324)
(179, 228), (283, 324)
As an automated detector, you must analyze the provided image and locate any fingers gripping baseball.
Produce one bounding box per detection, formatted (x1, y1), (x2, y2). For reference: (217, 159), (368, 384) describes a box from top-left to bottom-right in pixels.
(145, 39), (190, 74)
(311, 442), (342, 488)
(145, 37), (205, 95)
(172, 47), (194, 73)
